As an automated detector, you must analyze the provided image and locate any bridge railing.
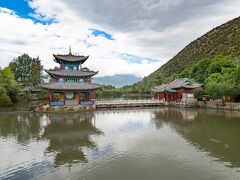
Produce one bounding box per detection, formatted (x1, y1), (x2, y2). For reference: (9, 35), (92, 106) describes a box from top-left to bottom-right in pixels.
(95, 99), (161, 105)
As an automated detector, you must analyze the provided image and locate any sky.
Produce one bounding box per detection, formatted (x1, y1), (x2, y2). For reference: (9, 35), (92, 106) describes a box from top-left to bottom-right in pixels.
(0, 0), (240, 77)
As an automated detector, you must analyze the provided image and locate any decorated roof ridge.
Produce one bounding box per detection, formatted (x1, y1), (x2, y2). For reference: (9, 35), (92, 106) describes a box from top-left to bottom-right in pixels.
(45, 69), (98, 78)
(40, 82), (102, 90)
(167, 78), (202, 89)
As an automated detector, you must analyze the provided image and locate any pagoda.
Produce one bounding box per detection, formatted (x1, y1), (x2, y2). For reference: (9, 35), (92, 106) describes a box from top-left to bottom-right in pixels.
(41, 47), (101, 106)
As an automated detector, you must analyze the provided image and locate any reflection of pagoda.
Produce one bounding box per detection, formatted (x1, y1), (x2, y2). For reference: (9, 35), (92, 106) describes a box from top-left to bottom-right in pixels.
(42, 113), (102, 167)
(41, 47), (101, 106)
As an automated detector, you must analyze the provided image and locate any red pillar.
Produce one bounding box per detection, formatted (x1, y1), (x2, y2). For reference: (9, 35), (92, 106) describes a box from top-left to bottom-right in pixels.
(89, 92), (93, 101)
(92, 91), (96, 100)
(165, 93), (169, 102)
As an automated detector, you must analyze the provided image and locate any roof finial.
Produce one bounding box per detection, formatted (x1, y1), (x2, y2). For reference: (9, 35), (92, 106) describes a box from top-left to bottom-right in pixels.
(69, 46), (72, 55)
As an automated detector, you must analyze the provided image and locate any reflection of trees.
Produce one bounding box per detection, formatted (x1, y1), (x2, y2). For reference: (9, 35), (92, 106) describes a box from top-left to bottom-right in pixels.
(42, 113), (103, 167)
(0, 113), (41, 143)
(152, 108), (240, 168)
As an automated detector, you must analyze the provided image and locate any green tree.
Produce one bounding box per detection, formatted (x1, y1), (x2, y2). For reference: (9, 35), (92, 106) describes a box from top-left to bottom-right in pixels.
(1, 67), (15, 85)
(205, 72), (238, 103)
(0, 67), (20, 104)
(204, 56), (235, 78)
(9, 54), (43, 87)
(30, 56), (44, 86)
(163, 73), (178, 84)
(179, 70), (190, 78)
(191, 58), (211, 83)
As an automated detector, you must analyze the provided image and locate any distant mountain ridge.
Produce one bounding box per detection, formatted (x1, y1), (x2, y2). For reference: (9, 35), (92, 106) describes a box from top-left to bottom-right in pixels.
(130, 16), (240, 89)
(93, 74), (142, 87)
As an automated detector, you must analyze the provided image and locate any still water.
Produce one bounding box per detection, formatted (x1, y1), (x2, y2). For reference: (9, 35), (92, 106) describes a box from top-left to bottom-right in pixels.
(0, 108), (240, 180)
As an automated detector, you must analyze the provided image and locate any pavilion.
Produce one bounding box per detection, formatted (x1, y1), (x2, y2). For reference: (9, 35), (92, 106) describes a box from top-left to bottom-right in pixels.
(153, 78), (202, 102)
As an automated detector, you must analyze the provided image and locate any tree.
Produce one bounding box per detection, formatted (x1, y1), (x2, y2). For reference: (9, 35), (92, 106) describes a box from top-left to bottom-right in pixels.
(30, 56), (44, 86)
(179, 70), (190, 78)
(191, 58), (211, 83)
(9, 54), (44, 87)
(163, 73), (179, 84)
(0, 67), (15, 85)
(205, 72), (238, 103)
(204, 55), (235, 78)
(205, 83), (223, 100)
(0, 67), (19, 104)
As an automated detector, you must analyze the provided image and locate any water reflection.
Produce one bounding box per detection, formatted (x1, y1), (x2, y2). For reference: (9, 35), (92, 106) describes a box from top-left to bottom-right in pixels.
(0, 108), (240, 179)
(152, 108), (240, 168)
(41, 113), (103, 167)
(0, 113), (41, 143)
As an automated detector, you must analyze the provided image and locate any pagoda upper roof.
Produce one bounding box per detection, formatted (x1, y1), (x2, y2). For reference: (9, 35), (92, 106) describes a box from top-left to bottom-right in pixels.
(46, 70), (98, 78)
(53, 54), (89, 64)
(41, 82), (102, 91)
(153, 78), (202, 93)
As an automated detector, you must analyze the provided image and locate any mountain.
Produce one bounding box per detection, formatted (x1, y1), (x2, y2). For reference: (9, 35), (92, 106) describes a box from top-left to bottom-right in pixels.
(130, 16), (240, 90)
(93, 74), (142, 87)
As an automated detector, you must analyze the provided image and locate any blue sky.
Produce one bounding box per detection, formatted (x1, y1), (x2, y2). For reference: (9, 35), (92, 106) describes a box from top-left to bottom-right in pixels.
(90, 28), (114, 40)
(0, 0), (32, 18)
(118, 53), (159, 64)
(0, 0), (56, 24)
(0, 0), (240, 77)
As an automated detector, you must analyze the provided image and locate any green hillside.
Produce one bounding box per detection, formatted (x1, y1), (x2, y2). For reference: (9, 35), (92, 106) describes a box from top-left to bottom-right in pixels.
(127, 16), (240, 92)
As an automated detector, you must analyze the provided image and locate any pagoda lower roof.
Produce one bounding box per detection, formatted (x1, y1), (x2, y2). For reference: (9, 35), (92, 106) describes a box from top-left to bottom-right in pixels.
(46, 70), (98, 78)
(53, 54), (89, 63)
(41, 82), (102, 91)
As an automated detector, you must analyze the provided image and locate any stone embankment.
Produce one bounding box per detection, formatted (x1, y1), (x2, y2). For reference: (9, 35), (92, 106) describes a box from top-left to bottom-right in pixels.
(198, 101), (240, 111)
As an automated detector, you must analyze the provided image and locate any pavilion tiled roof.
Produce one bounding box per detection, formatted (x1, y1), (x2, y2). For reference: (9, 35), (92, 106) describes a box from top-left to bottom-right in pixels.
(153, 78), (202, 93)
(46, 70), (98, 78)
(41, 82), (102, 91)
(152, 84), (177, 93)
(53, 54), (89, 63)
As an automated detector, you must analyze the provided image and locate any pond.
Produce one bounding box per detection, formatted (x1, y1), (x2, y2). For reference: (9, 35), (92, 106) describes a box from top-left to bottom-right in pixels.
(0, 108), (240, 180)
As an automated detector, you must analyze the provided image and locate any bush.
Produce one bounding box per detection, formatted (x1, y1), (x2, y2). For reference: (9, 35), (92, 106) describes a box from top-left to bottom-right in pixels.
(193, 87), (204, 100)
(19, 92), (32, 102)
(5, 85), (20, 103)
(0, 86), (13, 106)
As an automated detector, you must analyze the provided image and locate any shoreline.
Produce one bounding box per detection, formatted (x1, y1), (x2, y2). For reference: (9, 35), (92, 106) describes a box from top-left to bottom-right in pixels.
(1, 101), (240, 114)
(1, 98), (240, 114)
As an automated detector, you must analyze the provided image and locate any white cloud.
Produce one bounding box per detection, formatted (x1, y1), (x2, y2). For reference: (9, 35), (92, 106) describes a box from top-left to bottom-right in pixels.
(0, 0), (240, 77)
